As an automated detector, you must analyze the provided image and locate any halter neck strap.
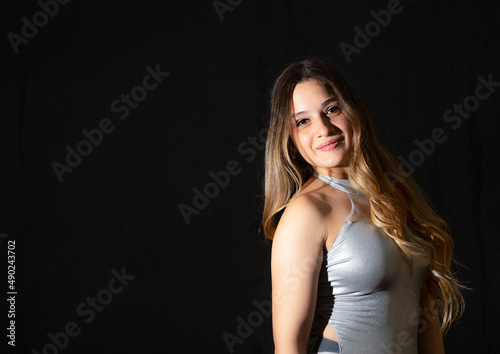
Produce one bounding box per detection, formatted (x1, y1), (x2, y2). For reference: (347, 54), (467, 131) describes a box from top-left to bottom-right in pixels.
(312, 171), (363, 195)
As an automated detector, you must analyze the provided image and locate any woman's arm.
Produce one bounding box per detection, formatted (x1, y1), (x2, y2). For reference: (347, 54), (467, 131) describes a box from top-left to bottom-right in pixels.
(417, 286), (445, 354)
(271, 196), (326, 354)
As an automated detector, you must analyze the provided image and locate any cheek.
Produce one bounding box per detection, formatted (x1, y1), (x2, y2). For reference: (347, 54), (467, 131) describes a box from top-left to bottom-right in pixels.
(293, 134), (310, 154)
(290, 130), (301, 148)
(340, 119), (353, 142)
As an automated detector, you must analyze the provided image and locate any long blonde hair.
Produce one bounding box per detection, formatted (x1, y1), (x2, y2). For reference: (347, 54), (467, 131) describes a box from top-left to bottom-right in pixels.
(262, 58), (464, 333)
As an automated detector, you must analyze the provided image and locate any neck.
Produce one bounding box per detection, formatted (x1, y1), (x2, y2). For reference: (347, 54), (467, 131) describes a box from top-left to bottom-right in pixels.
(314, 167), (350, 180)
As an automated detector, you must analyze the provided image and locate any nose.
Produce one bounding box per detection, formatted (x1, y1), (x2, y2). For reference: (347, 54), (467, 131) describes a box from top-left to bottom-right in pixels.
(315, 113), (333, 138)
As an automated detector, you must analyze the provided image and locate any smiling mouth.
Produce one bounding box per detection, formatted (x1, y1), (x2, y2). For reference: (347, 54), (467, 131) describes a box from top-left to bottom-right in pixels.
(317, 138), (343, 151)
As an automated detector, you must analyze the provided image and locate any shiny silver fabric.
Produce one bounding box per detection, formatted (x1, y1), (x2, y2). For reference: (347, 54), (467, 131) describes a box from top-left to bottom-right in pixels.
(309, 172), (430, 354)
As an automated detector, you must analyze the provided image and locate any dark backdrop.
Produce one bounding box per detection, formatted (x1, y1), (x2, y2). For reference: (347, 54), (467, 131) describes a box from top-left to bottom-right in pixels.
(1, 0), (499, 353)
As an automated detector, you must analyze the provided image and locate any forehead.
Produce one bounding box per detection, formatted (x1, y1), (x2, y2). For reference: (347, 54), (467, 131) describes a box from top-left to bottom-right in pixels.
(291, 79), (334, 110)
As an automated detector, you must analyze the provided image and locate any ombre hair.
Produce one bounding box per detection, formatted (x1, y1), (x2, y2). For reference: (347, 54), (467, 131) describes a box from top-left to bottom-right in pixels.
(262, 58), (464, 333)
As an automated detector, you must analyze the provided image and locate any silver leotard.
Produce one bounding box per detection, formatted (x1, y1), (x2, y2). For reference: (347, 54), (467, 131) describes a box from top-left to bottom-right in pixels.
(309, 172), (430, 354)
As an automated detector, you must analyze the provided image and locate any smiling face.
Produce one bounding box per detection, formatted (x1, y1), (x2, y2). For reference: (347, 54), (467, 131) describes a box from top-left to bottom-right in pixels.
(290, 79), (352, 179)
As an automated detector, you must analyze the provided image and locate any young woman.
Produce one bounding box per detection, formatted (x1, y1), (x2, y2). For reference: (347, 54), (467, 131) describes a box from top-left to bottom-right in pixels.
(262, 58), (464, 353)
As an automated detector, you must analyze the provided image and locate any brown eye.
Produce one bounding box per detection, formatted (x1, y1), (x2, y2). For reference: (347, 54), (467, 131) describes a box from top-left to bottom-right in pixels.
(295, 118), (309, 127)
(326, 106), (340, 115)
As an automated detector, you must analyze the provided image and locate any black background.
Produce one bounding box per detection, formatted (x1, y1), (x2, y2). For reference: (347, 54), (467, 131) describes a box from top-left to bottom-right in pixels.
(1, 0), (499, 353)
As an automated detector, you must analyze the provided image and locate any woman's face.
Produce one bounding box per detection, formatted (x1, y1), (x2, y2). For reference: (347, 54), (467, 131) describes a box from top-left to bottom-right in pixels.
(290, 79), (352, 179)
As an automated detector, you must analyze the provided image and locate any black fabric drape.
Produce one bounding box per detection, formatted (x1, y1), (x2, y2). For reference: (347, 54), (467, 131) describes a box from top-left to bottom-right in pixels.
(1, 1), (498, 353)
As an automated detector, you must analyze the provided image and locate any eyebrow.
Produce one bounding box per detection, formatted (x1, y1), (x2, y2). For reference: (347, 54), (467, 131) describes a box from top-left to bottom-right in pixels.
(292, 97), (338, 118)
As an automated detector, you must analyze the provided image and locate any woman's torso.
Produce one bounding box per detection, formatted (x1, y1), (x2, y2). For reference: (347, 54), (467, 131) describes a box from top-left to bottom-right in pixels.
(302, 172), (429, 354)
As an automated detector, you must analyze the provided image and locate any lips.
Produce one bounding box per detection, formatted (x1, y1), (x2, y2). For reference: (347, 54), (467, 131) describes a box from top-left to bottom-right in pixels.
(317, 138), (342, 151)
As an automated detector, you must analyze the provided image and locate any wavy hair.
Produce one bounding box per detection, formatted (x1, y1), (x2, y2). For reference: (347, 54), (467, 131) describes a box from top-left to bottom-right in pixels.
(262, 58), (464, 333)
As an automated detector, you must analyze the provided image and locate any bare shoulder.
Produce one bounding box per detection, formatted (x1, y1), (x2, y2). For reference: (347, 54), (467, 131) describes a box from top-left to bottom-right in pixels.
(274, 180), (333, 245)
(273, 177), (352, 252)
(283, 191), (330, 226)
